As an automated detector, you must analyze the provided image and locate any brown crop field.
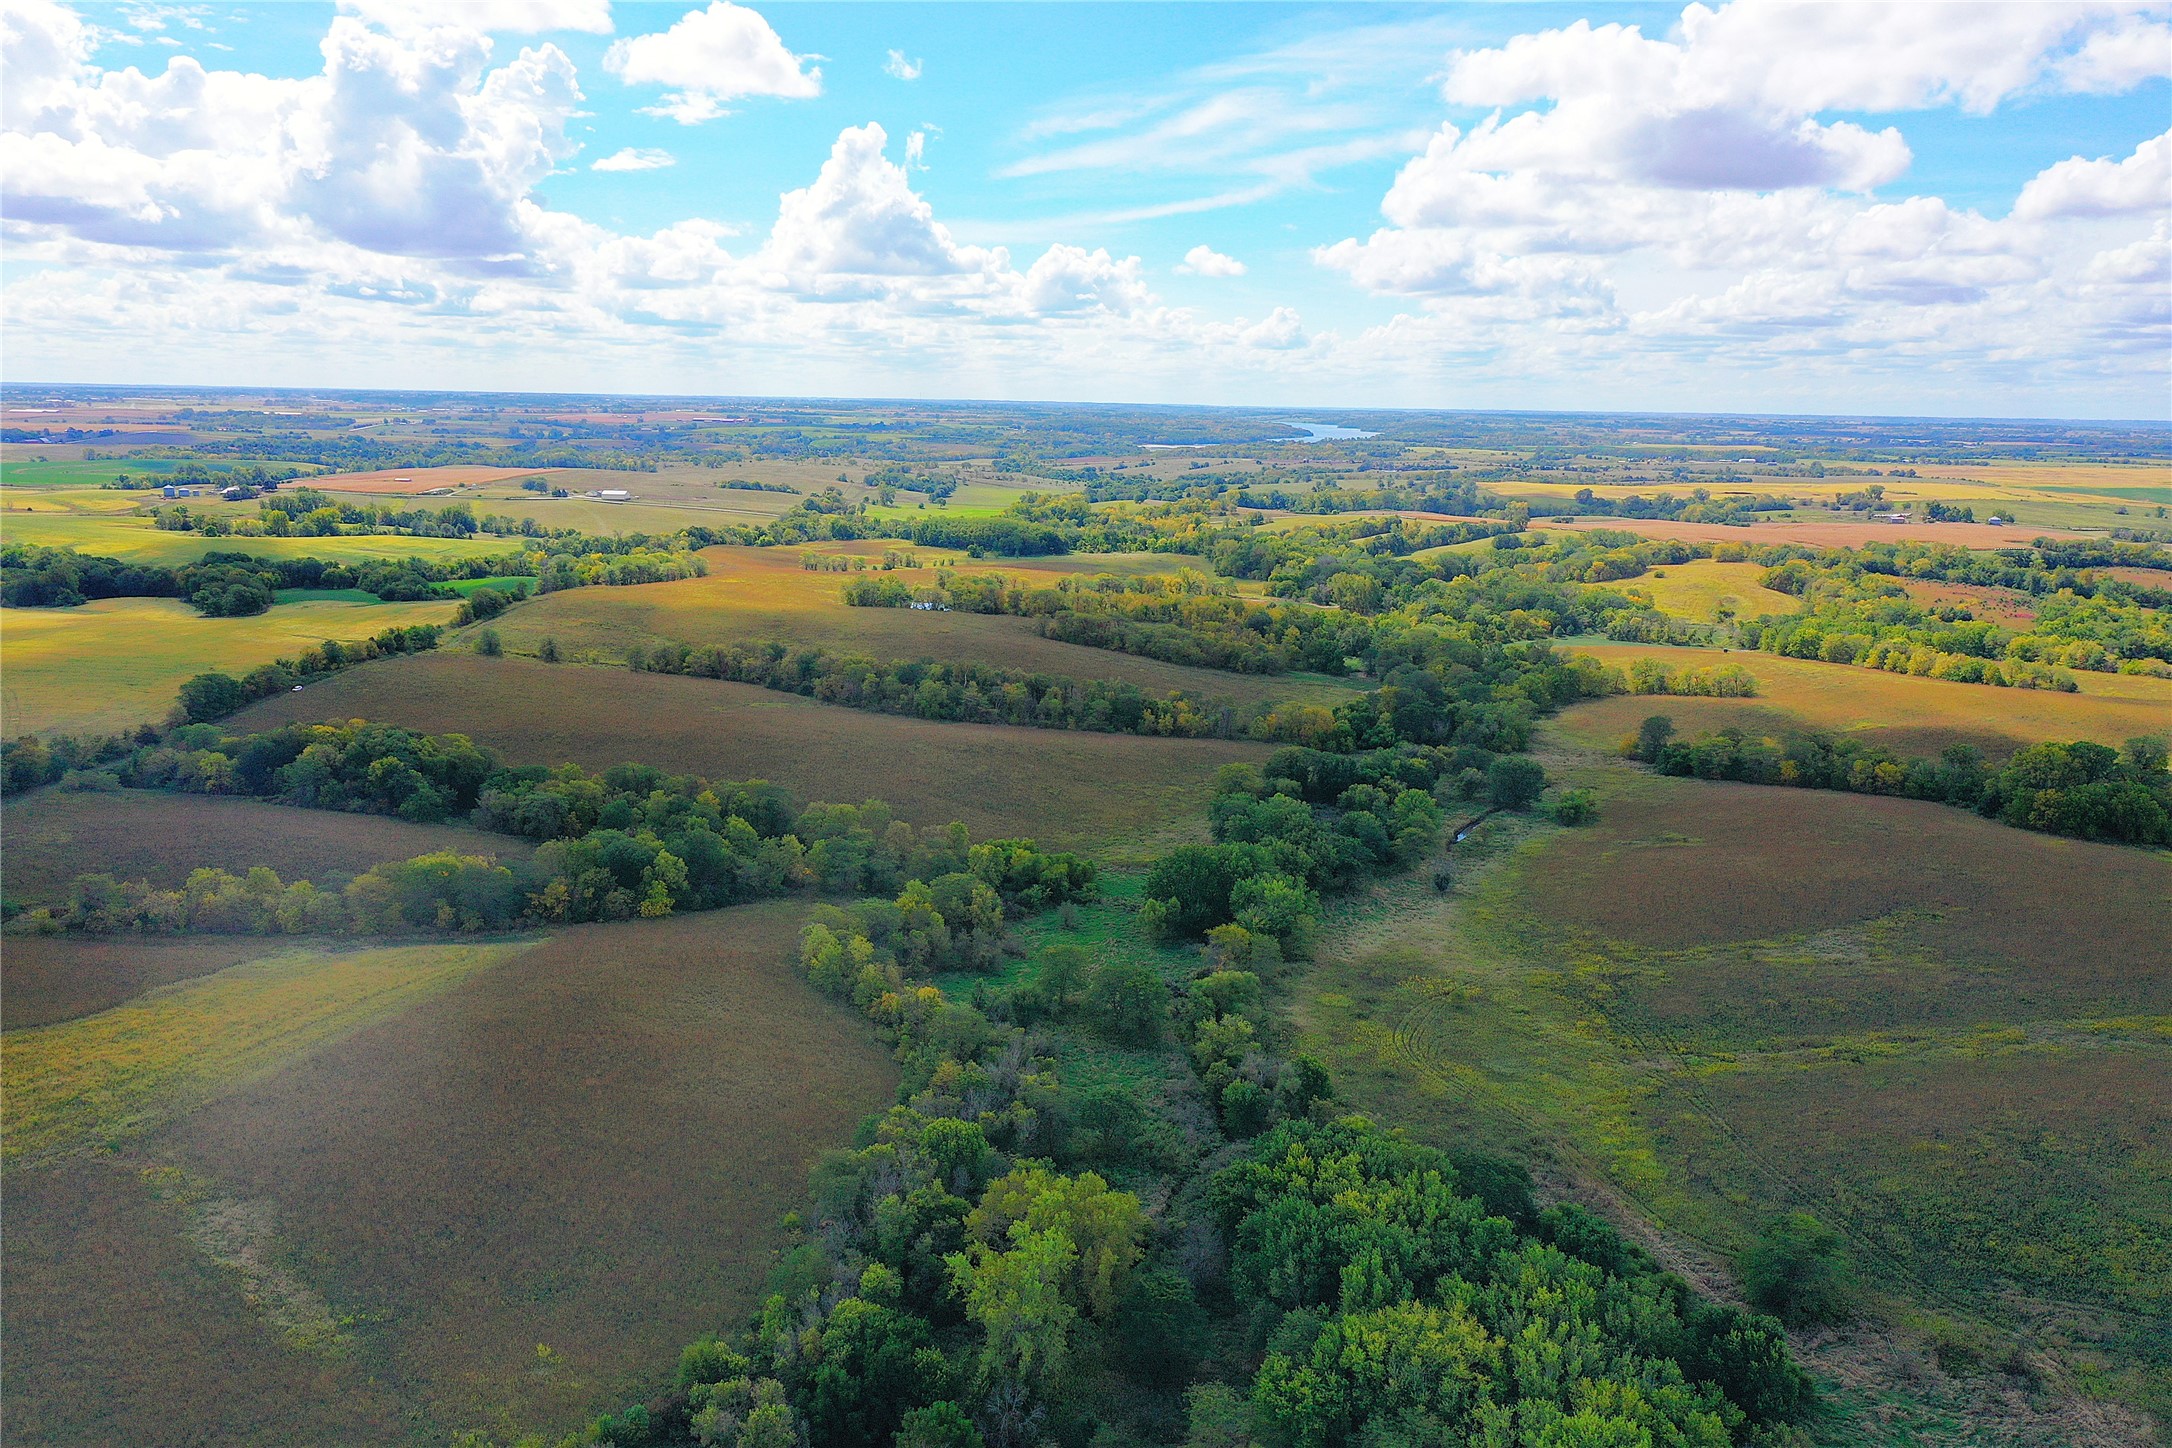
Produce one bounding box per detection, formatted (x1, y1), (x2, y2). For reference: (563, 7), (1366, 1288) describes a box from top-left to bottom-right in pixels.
(230, 652), (1269, 852)
(1512, 771), (2172, 957)
(308, 466), (561, 494)
(489, 544), (1357, 711)
(2, 789), (533, 907)
(1558, 641), (2172, 759)
(3, 936), (270, 1029)
(1531, 516), (2089, 547)
(1896, 576), (2041, 624)
(3, 904), (898, 1445)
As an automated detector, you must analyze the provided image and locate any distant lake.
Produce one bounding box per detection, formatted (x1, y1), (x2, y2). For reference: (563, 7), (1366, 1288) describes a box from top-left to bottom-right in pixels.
(1286, 422), (1379, 440)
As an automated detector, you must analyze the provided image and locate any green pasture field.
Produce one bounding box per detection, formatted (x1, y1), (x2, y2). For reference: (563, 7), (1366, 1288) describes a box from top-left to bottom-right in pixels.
(228, 651), (1271, 854)
(272, 586), (379, 604)
(1, 485), (159, 514)
(1628, 559), (1802, 622)
(1294, 755), (2172, 1436)
(2, 594), (462, 737)
(0, 905), (897, 1446)
(0, 510), (505, 566)
(441, 575), (533, 596)
(1, 788), (532, 913)
(1, 456), (319, 488)
(1558, 641), (2172, 760)
(485, 543), (1360, 711)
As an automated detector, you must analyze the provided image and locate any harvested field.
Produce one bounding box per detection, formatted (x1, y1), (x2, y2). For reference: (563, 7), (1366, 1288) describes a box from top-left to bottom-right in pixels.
(1896, 576), (2040, 624)
(1511, 770), (2172, 959)
(2, 905), (897, 1444)
(1558, 641), (2172, 759)
(231, 652), (1271, 852)
(489, 544), (1357, 710)
(1532, 516), (2089, 548)
(2, 789), (533, 906)
(2, 936), (269, 1029)
(2, 1155), (415, 1447)
(3, 940), (521, 1163)
(1627, 560), (1800, 622)
(308, 466), (559, 494)
(2, 595), (461, 737)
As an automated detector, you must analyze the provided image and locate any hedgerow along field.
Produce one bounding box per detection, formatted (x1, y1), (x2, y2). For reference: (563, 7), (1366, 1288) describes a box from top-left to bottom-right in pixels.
(0, 788), (533, 909)
(229, 651), (1273, 854)
(0, 509), (501, 565)
(1294, 760), (2172, 1440)
(482, 542), (1361, 711)
(1, 594), (461, 736)
(2, 904), (897, 1446)
(1558, 640), (2172, 760)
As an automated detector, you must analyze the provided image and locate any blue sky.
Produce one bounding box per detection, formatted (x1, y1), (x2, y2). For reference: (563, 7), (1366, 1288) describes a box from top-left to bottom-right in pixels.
(4, 1), (2168, 416)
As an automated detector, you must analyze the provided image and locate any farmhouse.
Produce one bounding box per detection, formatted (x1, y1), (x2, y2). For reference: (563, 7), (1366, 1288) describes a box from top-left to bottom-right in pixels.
(593, 488), (634, 502)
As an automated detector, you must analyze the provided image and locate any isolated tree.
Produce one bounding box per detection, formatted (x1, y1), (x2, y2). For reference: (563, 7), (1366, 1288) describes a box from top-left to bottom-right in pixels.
(1486, 756), (1546, 811)
(1634, 714), (1676, 763)
(1739, 1211), (1859, 1326)
(177, 671), (246, 722)
(1085, 959), (1168, 1045)
(1029, 943), (1090, 1017)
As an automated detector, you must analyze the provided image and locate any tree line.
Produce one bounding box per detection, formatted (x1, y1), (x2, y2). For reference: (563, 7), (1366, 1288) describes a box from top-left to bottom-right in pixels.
(18, 720), (1094, 936)
(1629, 716), (2172, 847)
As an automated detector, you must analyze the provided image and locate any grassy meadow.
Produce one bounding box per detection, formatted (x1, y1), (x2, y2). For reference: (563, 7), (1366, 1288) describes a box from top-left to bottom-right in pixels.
(1628, 559), (1803, 622)
(1560, 641), (2172, 759)
(231, 651), (1271, 854)
(1294, 756), (2172, 1437)
(2, 594), (462, 736)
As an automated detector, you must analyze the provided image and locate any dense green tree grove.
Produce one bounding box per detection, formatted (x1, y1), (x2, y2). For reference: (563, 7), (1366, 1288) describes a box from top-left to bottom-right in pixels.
(1212, 1118), (1811, 1447)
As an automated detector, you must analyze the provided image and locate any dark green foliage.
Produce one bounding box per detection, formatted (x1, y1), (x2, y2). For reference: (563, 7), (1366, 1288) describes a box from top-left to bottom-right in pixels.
(895, 1401), (985, 1448)
(1085, 959), (1168, 1045)
(1739, 1212), (1860, 1327)
(1645, 727), (2172, 846)
(1485, 755), (1546, 810)
(627, 639), (1244, 740)
(177, 672), (247, 722)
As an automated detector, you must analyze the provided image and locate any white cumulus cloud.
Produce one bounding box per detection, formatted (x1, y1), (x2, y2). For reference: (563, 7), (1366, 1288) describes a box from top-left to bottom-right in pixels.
(2013, 130), (2172, 220)
(591, 146), (675, 171)
(605, 1), (817, 124)
(1177, 244), (1245, 277)
(340, 0), (614, 35)
(884, 49), (921, 81)
(761, 122), (1000, 288)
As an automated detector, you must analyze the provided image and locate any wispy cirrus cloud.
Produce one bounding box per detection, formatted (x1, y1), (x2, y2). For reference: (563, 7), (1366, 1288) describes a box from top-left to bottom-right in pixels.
(999, 13), (1468, 218)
